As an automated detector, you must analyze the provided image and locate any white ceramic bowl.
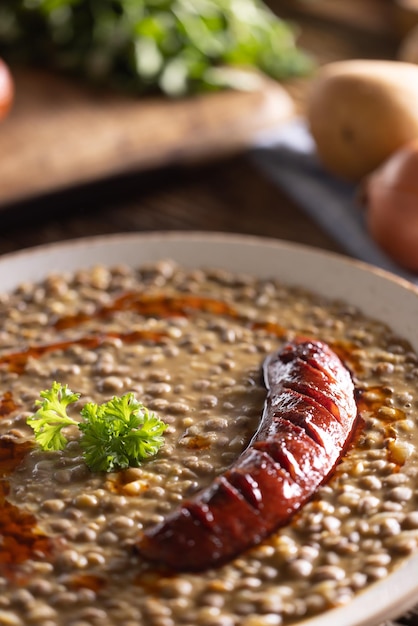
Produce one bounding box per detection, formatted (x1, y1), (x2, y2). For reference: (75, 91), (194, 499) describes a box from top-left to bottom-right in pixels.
(1, 230), (418, 626)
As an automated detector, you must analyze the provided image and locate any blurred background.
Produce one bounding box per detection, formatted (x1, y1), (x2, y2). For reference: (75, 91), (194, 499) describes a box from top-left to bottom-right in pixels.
(0, 0), (415, 267)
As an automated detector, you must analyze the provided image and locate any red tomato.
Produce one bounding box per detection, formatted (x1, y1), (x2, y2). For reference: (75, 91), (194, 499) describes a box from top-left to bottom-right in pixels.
(0, 58), (13, 121)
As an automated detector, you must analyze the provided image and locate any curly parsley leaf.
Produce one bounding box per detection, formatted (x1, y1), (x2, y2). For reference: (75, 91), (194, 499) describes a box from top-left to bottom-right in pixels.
(26, 381), (80, 451)
(79, 394), (168, 472)
(27, 383), (168, 472)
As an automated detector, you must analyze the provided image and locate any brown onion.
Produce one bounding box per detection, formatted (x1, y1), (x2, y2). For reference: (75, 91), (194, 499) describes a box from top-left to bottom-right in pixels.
(363, 139), (418, 273)
(0, 58), (13, 121)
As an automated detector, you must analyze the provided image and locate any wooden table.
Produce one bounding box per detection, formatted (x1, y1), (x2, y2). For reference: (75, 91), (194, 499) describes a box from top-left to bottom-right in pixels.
(0, 2), (401, 258)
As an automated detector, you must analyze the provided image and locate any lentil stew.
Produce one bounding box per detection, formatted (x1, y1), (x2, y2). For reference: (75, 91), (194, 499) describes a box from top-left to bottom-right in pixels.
(0, 248), (417, 626)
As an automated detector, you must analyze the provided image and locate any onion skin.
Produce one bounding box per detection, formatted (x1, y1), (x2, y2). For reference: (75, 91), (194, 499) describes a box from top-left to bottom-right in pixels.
(364, 139), (418, 272)
(0, 59), (13, 121)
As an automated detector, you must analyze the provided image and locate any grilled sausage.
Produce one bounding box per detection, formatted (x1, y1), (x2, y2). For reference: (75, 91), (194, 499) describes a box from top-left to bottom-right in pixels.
(136, 338), (357, 571)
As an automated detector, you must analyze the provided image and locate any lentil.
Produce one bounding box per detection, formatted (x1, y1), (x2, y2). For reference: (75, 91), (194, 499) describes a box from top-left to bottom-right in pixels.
(0, 260), (417, 626)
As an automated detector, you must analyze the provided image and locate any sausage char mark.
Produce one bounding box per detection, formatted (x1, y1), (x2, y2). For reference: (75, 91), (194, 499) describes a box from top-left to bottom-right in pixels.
(136, 338), (357, 571)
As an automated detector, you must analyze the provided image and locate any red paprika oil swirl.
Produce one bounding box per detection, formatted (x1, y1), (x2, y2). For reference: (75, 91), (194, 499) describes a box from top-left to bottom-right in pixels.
(0, 393), (53, 581)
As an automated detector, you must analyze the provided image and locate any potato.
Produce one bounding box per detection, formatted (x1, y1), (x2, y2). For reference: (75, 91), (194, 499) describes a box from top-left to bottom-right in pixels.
(306, 60), (418, 181)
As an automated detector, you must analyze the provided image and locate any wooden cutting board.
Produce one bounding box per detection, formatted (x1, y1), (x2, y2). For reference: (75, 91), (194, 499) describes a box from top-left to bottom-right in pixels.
(0, 66), (295, 208)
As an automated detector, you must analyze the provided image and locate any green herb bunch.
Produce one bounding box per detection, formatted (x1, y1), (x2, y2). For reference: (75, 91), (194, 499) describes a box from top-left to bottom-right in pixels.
(0, 0), (313, 96)
(27, 381), (168, 473)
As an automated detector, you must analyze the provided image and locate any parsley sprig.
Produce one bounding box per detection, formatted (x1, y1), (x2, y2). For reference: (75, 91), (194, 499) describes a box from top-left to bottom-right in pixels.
(27, 382), (168, 473)
(0, 0), (313, 96)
